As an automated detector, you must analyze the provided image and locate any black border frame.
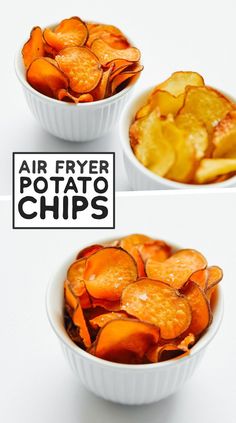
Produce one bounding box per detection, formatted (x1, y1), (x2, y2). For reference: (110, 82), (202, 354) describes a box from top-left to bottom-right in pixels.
(12, 152), (115, 230)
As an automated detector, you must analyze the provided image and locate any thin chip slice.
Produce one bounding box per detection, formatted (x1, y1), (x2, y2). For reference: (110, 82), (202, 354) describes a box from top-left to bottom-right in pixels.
(57, 89), (94, 103)
(164, 120), (196, 183)
(89, 311), (129, 328)
(146, 249), (207, 289)
(213, 111), (236, 158)
(44, 43), (57, 58)
(91, 298), (121, 311)
(27, 57), (68, 98)
(138, 240), (172, 263)
(64, 280), (78, 310)
(22, 26), (45, 69)
(189, 268), (209, 290)
(120, 234), (152, 277)
(121, 279), (191, 339)
(138, 91), (185, 119)
(76, 244), (103, 259)
(206, 266), (223, 290)
(181, 281), (212, 336)
(73, 301), (91, 348)
(194, 158), (236, 184)
(147, 342), (191, 363)
(67, 259), (86, 296)
(109, 59), (133, 81)
(153, 71), (204, 97)
(111, 65), (143, 93)
(87, 24), (129, 49)
(175, 113), (208, 160)
(130, 110), (175, 177)
(94, 319), (159, 363)
(178, 86), (233, 133)
(91, 67), (113, 101)
(56, 47), (102, 93)
(84, 247), (138, 301)
(43, 17), (88, 51)
(91, 38), (140, 65)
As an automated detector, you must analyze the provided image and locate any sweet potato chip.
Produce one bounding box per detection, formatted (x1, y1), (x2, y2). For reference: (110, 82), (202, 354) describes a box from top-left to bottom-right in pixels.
(111, 64), (143, 93)
(89, 311), (129, 328)
(91, 38), (140, 65)
(130, 110), (175, 176)
(189, 268), (208, 290)
(76, 244), (103, 260)
(22, 26), (45, 69)
(91, 298), (121, 311)
(87, 24), (129, 49)
(27, 57), (68, 98)
(94, 319), (159, 363)
(91, 67), (113, 101)
(43, 17), (88, 51)
(44, 43), (57, 58)
(146, 333), (195, 362)
(206, 266), (223, 290)
(57, 89), (94, 103)
(122, 279), (191, 339)
(178, 86), (233, 133)
(213, 111), (236, 158)
(181, 281), (212, 336)
(119, 234), (151, 277)
(194, 158), (236, 184)
(109, 59), (133, 81)
(67, 259), (86, 296)
(73, 302), (91, 348)
(56, 47), (102, 93)
(176, 113), (208, 160)
(153, 71), (204, 97)
(146, 249), (207, 289)
(64, 280), (78, 310)
(138, 240), (172, 263)
(84, 247), (138, 301)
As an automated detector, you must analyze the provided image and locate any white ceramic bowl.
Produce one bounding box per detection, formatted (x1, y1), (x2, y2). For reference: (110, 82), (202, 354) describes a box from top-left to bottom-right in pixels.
(120, 86), (236, 190)
(15, 43), (135, 142)
(46, 241), (223, 405)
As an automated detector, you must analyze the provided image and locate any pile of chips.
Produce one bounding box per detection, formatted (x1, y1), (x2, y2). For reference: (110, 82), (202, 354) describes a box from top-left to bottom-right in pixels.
(22, 17), (143, 103)
(64, 234), (223, 364)
(130, 71), (236, 184)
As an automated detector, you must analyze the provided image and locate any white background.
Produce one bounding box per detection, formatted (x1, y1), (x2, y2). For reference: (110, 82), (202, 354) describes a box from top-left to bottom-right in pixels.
(1, 190), (236, 422)
(1, 0), (236, 194)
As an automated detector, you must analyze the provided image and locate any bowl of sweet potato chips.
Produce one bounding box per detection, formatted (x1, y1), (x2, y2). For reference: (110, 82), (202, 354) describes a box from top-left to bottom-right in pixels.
(16, 17), (143, 141)
(121, 71), (236, 189)
(46, 234), (223, 405)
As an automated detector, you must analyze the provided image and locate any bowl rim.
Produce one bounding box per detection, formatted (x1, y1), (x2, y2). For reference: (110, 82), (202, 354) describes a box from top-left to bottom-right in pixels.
(46, 236), (224, 371)
(120, 85), (236, 189)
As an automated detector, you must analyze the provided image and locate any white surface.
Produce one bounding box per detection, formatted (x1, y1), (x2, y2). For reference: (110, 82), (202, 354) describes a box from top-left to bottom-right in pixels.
(1, 190), (236, 421)
(1, 0), (236, 194)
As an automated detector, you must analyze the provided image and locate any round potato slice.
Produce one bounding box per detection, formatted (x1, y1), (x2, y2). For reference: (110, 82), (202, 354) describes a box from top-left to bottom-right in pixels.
(153, 71), (204, 97)
(89, 311), (129, 329)
(91, 298), (121, 311)
(178, 86), (233, 134)
(43, 17), (88, 51)
(67, 258), (86, 296)
(213, 111), (236, 158)
(91, 38), (140, 65)
(121, 279), (192, 339)
(175, 112), (208, 160)
(22, 26), (45, 69)
(56, 47), (103, 93)
(181, 281), (212, 336)
(91, 67), (113, 101)
(57, 89), (94, 103)
(194, 158), (236, 184)
(146, 249), (207, 289)
(189, 268), (209, 290)
(94, 319), (159, 363)
(129, 110), (176, 177)
(87, 24), (129, 49)
(76, 244), (103, 260)
(206, 266), (223, 291)
(84, 247), (138, 301)
(27, 57), (68, 98)
(111, 64), (143, 93)
(146, 332), (195, 363)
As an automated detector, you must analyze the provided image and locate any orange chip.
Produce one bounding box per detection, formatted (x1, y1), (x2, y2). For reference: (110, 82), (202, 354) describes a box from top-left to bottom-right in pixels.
(22, 26), (45, 69)
(73, 301), (91, 348)
(67, 259), (86, 296)
(91, 38), (140, 65)
(76, 244), (103, 260)
(146, 249), (207, 289)
(84, 247), (137, 301)
(146, 332), (195, 362)
(120, 234), (151, 277)
(206, 266), (223, 290)
(111, 64), (143, 93)
(109, 59), (133, 81)
(91, 298), (121, 311)
(89, 311), (129, 328)
(87, 24), (129, 49)
(43, 17), (88, 52)
(91, 67), (113, 101)
(121, 278), (191, 339)
(94, 319), (159, 363)
(189, 268), (209, 290)
(181, 281), (212, 336)
(27, 57), (68, 98)
(138, 240), (172, 263)
(56, 46), (102, 93)
(64, 280), (78, 310)
(44, 43), (57, 58)
(57, 89), (94, 103)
